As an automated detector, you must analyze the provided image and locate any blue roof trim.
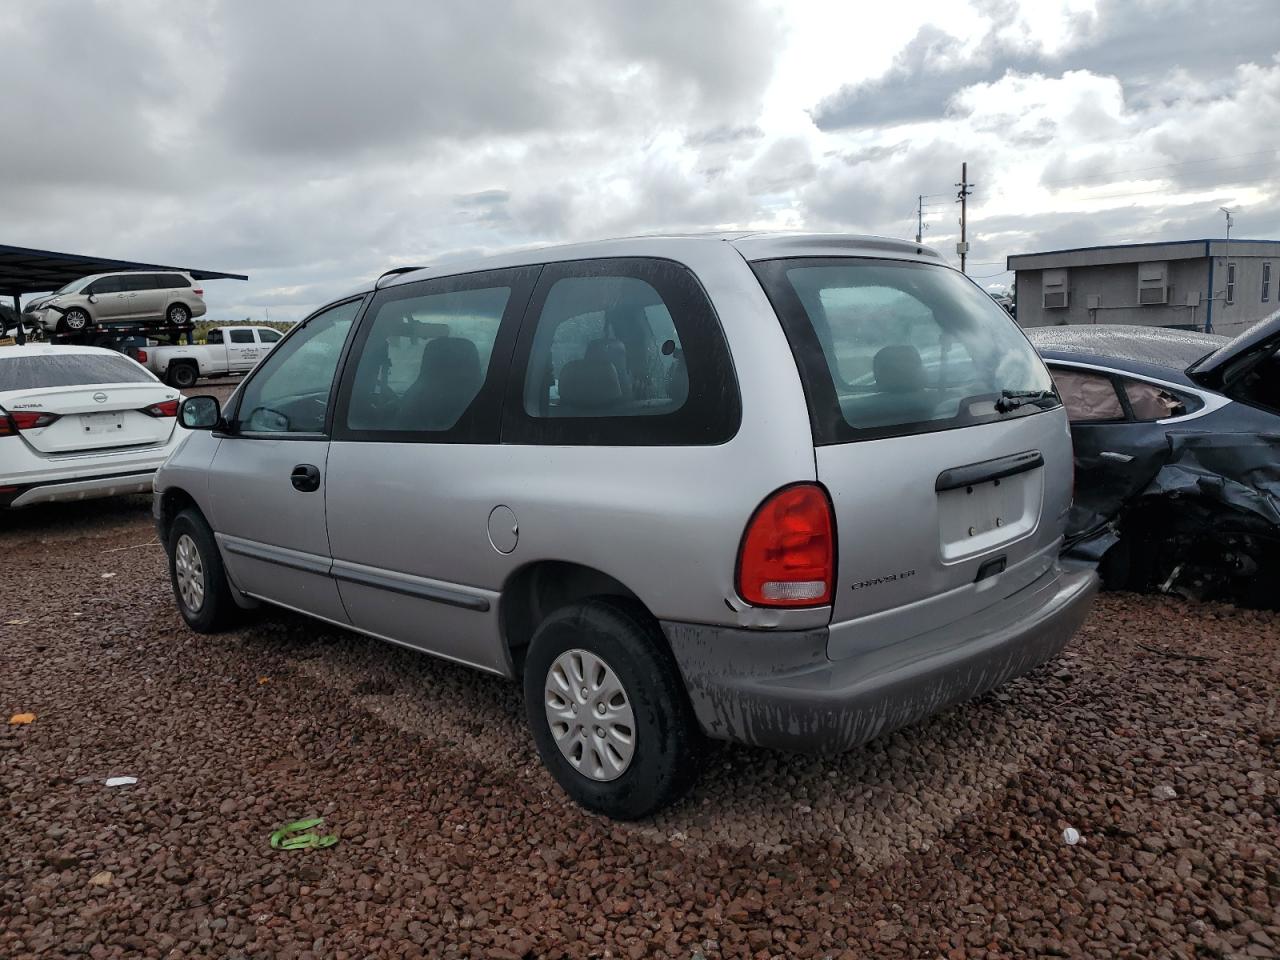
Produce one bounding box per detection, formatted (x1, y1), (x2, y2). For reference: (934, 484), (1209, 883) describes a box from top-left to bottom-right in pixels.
(1007, 237), (1280, 269)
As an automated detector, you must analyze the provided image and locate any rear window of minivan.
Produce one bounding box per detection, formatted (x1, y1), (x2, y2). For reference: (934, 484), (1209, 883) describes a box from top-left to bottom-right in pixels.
(753, 257), (1058, 443)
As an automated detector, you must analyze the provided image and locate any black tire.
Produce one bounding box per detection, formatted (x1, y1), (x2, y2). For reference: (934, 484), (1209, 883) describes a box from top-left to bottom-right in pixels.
(167, 508), (238, 633)
(167, 303), (191, 325)
(523, 598), (704, 819)
(167, 362), (198, 389)
(61, 308), (90, 332)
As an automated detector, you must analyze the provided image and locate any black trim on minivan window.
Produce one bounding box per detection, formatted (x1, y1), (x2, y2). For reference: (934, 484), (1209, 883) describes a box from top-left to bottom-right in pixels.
(220, 293), (370, 440)
(751, 256), (1060, 446)
(331, 266), (541, 444)
(502, 257), (741, 446)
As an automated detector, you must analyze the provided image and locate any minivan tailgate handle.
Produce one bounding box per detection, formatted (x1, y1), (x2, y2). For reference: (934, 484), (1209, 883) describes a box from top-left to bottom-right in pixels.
(935, 450), (1043, 492)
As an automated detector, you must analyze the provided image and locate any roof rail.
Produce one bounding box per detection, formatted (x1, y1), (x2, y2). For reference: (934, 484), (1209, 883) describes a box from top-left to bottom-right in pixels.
(375, 266), (425, 288)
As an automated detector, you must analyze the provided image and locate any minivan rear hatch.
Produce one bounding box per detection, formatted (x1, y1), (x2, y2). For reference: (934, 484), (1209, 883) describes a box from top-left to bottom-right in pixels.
(752, 256), (1072, 658)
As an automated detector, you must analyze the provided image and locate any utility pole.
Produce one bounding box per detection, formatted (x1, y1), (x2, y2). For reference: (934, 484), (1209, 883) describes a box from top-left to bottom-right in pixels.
(916, 195), (924, 244)
(956, 162), (974, 274)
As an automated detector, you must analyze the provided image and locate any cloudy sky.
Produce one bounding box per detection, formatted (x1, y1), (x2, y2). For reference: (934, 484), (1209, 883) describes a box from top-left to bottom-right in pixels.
(2, 0), (1278, 322)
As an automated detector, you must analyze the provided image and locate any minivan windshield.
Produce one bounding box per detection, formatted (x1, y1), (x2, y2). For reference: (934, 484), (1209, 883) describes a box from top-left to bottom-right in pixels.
(754, 257), (1058, 443)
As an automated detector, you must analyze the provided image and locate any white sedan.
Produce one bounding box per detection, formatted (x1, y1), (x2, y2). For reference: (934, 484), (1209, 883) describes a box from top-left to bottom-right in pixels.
(0, 344), (187, 509)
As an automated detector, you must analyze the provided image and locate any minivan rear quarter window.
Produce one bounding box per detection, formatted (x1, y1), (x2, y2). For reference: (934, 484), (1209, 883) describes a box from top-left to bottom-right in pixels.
(753, 257), (1057, 443)
(505, 257), (739, 446)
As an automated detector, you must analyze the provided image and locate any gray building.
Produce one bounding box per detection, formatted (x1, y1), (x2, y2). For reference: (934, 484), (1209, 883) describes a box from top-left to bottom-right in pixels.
(1008, 239), (1280, 337)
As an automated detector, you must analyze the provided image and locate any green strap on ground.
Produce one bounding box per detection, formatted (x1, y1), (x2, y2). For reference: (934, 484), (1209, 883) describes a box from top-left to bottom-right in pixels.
(269, 818), (338, 850)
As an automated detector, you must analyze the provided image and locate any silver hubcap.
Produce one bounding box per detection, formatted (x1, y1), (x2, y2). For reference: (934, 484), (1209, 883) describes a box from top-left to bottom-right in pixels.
(172, 306), (188, 323)
(174, 533), (205, 613)
(544, 649), (635, 781)
(66, 311), (86, 329)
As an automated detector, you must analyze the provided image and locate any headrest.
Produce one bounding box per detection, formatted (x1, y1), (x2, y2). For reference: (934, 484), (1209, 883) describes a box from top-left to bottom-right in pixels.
(558, 356), (621, 409)
(873, 344), (926, 393)
(420, 336), (480, 378)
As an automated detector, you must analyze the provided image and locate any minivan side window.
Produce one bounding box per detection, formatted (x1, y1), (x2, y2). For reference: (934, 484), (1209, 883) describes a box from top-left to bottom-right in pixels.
(505, 258), (739, 445)
(89, 276), (125, 295)
(233, 298), (362, 434)
(334, 267), (539, 442)
(123, 274), (155, 292)
(1049, 367), (1124, 423)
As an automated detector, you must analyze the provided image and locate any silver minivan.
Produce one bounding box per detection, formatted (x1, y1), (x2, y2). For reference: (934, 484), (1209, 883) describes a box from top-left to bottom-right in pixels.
(156, 234), (1096, 818)
(28, 271), (207, 335)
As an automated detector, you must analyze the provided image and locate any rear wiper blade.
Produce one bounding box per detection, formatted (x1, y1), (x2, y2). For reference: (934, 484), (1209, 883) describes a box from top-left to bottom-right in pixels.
(995, 389), (1056, 413)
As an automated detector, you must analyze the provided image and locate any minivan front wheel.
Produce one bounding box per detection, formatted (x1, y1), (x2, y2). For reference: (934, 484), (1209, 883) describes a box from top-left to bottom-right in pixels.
(167, 508), (237, 633)
(523, 598), (704, 819)
(61, 308), (90, 332)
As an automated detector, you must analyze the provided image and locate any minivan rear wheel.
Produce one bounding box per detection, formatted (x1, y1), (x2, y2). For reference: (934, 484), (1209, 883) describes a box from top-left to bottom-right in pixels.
(167, 508), (238, 633)
(523, 598), (704, 819)
(167, 303), (191, 325)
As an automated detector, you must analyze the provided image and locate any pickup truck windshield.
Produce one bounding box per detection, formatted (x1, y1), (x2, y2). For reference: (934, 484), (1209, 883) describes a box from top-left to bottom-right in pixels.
(753, 257), (1058, 443)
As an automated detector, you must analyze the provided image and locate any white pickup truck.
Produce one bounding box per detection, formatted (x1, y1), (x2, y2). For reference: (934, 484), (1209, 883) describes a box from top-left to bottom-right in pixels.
(142, 325), (284, 388)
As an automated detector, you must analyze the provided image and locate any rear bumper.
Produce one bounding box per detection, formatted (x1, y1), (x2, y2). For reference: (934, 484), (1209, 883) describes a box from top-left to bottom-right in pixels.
(662, 564), (1097, 754)
(3, 470), (156, 508)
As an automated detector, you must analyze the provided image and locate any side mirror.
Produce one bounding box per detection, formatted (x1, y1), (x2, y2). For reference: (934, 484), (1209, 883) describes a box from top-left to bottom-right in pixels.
(179, 395), (222, 430)
(87, 295), (98, 304)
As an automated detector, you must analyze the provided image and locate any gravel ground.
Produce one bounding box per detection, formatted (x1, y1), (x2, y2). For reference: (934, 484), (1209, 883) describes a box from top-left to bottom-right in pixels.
(2, 501), (1278, 959)
(187, 378), (240, 405)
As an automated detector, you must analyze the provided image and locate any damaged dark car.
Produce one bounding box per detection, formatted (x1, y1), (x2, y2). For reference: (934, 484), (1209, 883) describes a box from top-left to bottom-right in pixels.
(1027, 317), (1280, 605)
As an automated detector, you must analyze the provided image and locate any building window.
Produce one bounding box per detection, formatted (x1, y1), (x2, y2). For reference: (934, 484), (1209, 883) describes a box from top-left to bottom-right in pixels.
(1042, 268), (1068, 309)
(1226, 262), (1236, 305)
(1263, 262), (1272, 303)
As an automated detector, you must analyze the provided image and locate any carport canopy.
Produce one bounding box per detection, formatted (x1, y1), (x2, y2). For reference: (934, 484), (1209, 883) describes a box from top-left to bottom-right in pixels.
(0, 243), (247, 298)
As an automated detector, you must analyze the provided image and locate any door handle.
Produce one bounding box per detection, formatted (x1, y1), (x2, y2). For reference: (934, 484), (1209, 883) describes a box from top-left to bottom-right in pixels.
(291, 463), (321, 492)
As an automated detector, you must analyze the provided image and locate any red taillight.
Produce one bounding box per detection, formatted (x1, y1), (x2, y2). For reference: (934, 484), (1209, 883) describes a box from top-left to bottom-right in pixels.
(135, 349), (148, 363)
(192, 288), (203, 296)
(9, 410), (61, 430)
(141, 399), (179, 418)
(737, 483), (835, 607)
(0, 415), (14, 437)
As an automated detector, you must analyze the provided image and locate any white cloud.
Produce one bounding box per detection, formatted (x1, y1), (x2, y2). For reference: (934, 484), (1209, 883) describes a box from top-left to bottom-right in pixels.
(0, 0), (1276, 321)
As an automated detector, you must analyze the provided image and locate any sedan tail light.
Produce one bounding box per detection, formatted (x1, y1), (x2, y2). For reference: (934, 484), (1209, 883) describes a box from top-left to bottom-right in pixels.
(141, 399), (179, 418)
(737, 483), (835, 607)
(8, 410), (61, 430)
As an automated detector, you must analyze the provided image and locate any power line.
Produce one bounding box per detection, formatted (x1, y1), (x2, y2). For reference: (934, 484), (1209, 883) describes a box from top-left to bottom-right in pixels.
(1048, 172), (1278, 204)
(1039, 147), (1280, 188)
